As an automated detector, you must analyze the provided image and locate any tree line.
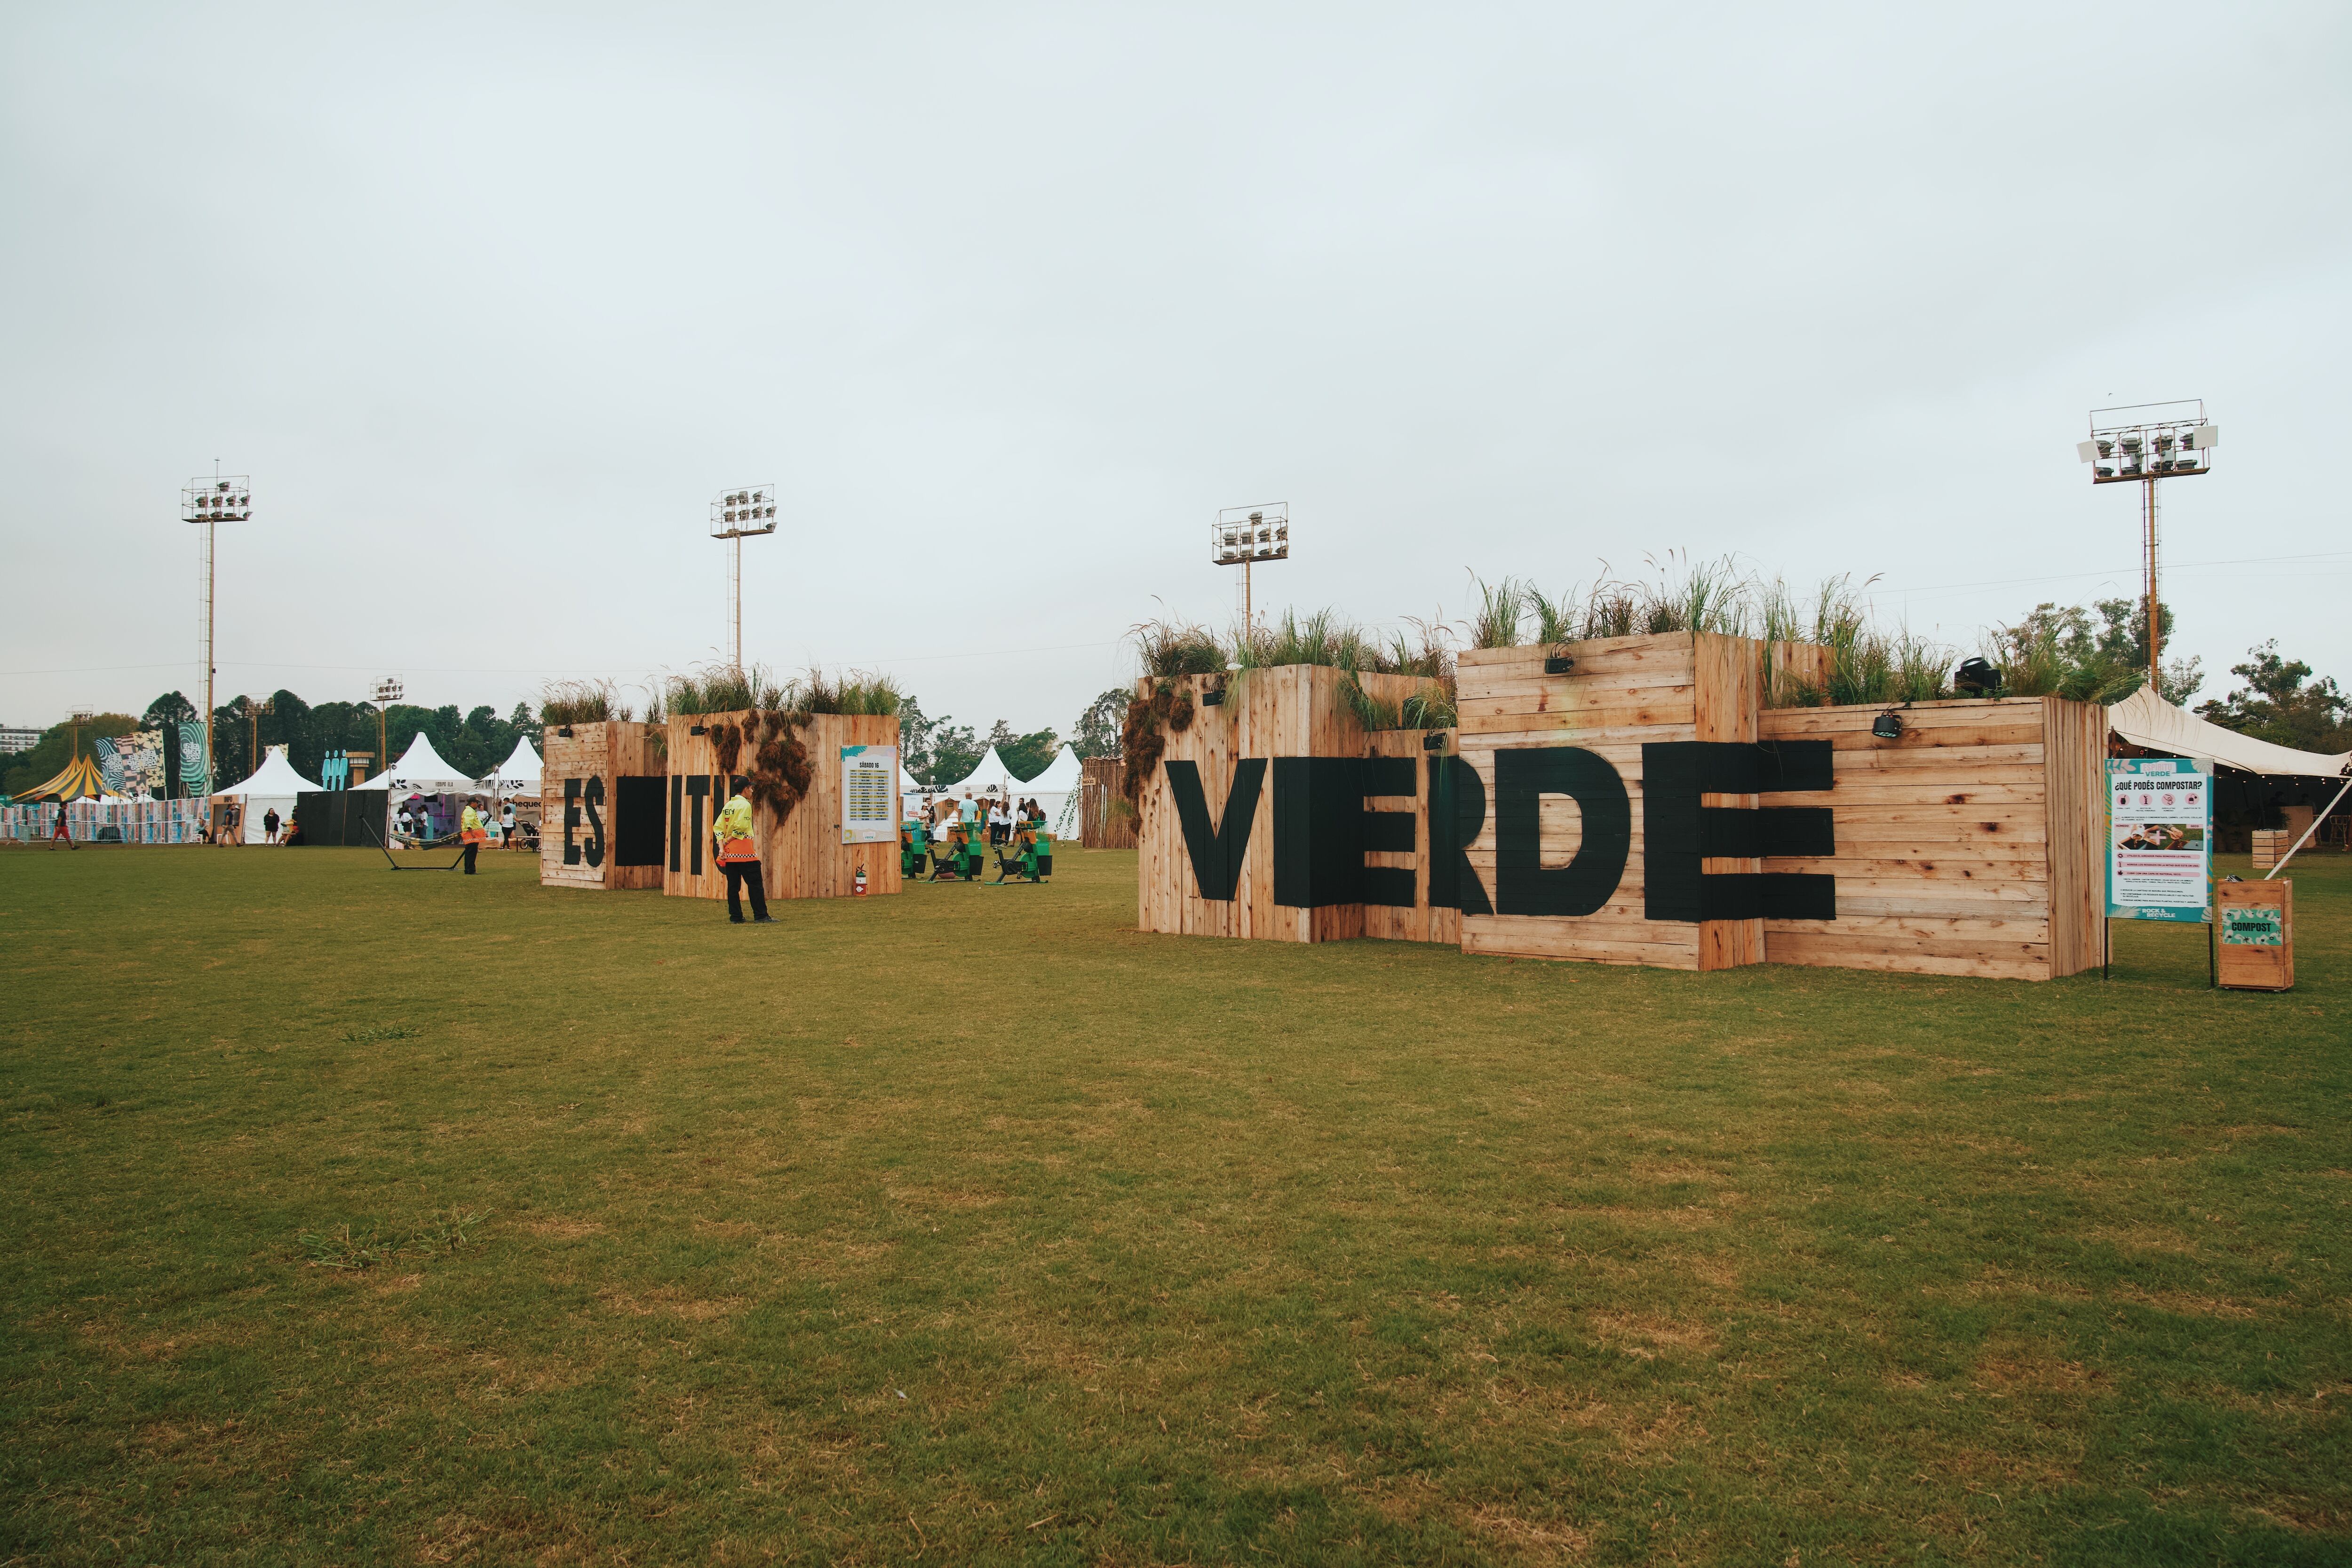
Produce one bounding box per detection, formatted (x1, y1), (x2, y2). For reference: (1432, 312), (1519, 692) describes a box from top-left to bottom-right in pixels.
(5, 603), (2342, 800)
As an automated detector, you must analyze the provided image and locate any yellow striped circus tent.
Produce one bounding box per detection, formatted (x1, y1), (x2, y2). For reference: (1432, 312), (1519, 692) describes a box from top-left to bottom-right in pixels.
(19, 754), (107, 801)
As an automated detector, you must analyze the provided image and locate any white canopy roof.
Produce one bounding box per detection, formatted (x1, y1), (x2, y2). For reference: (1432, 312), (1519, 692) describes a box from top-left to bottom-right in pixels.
(940, 745), (1018, 795)
(900, 765), (923, 793)
(1026, 744), (1083, 793)
(487, 735), (542, 786)
(2108, 686), (2351, 779)
(216, 744), (322, 797)
(353, 732), (476, 792)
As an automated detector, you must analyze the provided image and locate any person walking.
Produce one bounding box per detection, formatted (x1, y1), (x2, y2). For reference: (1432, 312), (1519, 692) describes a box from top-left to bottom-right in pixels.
(49, 800), (78, 850)
(459, 796), (490, 874)
(712, 787), (771, 923)
(500, 799), (517, 849)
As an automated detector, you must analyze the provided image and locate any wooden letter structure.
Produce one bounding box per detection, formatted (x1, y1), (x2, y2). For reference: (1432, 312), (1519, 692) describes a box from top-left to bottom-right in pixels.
(1135, 632), (2107, 981)
(663, 711), (903, 902)
(540, 722), (666, 891)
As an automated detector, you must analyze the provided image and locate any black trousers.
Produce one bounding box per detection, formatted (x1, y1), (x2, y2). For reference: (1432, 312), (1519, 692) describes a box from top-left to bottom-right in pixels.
(724, 861), (768, 920)
(462, 843), (479, 874)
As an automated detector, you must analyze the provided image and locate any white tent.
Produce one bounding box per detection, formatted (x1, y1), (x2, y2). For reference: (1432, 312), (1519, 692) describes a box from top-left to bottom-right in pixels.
(353, 732), (477, 793)
(939, 745), (1019, 798)
(487, 735), (542, 791)
(1025, 745), (1085, 837)
(214, 744), (323, 844)
(2108, 686), (2352, 778)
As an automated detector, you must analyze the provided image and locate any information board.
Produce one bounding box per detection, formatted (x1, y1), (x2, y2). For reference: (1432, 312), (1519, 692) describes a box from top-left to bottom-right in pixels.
(2106, 757), (2210, 922)
(841, 745), (898, 844)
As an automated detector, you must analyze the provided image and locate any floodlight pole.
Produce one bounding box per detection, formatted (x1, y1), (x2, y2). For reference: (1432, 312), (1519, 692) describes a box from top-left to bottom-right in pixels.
(2143, 476), (2161, 685)
(731, 533), (743, 675)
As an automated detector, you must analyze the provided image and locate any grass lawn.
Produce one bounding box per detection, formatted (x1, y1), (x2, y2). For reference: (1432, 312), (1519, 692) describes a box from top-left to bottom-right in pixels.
(1, 842), (2346, 1566)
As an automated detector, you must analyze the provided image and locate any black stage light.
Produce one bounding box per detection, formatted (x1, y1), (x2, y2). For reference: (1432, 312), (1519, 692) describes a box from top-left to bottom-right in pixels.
(1954, 657), (2001, 695)
(1422, 732), (1448, 751)
(1871, 710), (1905, 740)
(1544, 654), (1575, 675)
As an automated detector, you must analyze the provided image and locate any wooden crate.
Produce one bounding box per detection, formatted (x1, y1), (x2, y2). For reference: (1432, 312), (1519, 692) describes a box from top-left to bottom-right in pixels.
(1756, 696), (2106, 981)
(2216, 878), (2293, 990)
(2250, 829), (2289, 871)
(662, 711), (902, 902)
(540, 722), (666, 891)
(1133, 667), (1453, 943)
(1080, 756), (1136, 849)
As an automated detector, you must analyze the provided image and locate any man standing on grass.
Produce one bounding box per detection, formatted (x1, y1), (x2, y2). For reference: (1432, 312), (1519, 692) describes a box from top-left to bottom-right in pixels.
(712, 786), (771, 924)
(459, 796), (489, 875)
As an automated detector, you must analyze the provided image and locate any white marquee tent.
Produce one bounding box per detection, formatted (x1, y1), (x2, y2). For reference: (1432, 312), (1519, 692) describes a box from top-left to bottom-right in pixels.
(486, 735), (543, 792)
(214, 744), (323, 844)
(352, 732), (477, 794)
(939, 745), (1019, 799)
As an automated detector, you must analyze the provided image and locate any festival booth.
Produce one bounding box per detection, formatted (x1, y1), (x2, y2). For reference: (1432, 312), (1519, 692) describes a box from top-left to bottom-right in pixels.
(1132, 632), (2109, 980)
(350, 732), (479, 844)
(663, 710), (903, 903)
(215, 745), (324, 844)
(540, 722), (667, 891)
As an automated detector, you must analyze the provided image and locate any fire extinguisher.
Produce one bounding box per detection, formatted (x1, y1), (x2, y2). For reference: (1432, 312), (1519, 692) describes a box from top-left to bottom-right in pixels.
(854, 866), (868, 896)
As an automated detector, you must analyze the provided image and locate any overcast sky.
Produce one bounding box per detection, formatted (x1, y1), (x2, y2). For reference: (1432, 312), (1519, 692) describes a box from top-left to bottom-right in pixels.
(4, 3), (2346, 741)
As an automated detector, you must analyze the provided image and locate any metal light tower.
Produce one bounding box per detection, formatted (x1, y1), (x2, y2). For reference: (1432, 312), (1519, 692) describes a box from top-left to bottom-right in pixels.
(370, 677), (405, 781)
(68, 707), (95, 763)
(2080, 402), (2217, 690)
(1212, 502), (1290, 635)
(182, 468), (251, 788)
(709, 485), (778, 674)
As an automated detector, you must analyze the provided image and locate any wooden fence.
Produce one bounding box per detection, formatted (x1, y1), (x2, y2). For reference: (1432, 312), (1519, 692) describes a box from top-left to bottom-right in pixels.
(1079, 756), (1136, 849)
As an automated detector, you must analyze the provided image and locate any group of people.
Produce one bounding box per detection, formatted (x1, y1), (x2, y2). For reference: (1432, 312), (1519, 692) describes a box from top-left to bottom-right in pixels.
(903, 788), (1054, 883)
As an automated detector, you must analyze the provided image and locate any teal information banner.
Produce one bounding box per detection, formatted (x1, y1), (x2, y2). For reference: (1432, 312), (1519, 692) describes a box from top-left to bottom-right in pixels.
(2106, 757), (2210, 923)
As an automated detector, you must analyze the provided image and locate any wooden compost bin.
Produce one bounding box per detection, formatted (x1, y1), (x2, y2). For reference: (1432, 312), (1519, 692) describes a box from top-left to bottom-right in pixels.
(662, 711), (902, 902)
(2215, 879), (2292, 990)
(540, 721), (666, 891)
(1755, 697), (2105, 981)
(1079, 756), (1137, 849)
(1133, 667), (1455, 943)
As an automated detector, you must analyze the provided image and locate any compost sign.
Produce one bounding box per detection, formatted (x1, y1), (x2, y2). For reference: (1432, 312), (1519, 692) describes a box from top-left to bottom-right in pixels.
(840, 745), (898, 844)
(2106, 757), (2210, 922)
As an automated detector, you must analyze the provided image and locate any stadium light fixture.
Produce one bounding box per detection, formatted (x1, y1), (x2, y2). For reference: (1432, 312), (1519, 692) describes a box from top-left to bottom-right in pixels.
(182, 466), (252, 791)
(710, 484), (779, 675)
(2080, 400), (2216, 686)
(1212, 502), (1289, 634)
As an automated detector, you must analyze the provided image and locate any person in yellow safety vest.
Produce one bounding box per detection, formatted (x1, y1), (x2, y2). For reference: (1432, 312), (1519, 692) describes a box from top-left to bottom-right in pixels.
(459, 796), (490, 875)
(712, 788), (772, 923)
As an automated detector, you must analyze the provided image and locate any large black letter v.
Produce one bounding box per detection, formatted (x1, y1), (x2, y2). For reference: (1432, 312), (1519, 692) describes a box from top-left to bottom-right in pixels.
(1164, 758), (1265, 901)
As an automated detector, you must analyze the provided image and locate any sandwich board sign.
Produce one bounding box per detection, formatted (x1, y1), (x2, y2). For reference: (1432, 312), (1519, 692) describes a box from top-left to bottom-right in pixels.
(2106, 757), (2210, 922)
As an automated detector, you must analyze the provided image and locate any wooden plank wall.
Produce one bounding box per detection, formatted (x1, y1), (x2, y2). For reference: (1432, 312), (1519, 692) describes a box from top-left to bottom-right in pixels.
(1079, 756), (1136, 849)
(2042, 697), (2106, 978)
(1455, 632), (1705, 969)
(1134, 666), (1430, 943)
(663, 711), (902, 902)
(1695, 634), (1763, 970)
(1359, 728), (1462, 947)
(539, 721), (663, 891)
(1756, 697), (2087, 981)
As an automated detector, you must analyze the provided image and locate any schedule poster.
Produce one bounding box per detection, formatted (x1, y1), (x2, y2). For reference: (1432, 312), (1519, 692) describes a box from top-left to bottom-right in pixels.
(2106, 757), (2210, 922)
(841, 746), (898, 844)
